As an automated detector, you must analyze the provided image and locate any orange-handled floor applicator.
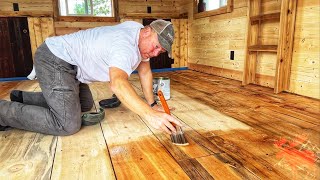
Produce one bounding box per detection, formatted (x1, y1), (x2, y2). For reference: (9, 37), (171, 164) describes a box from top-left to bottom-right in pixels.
(158, 90), (189, 146)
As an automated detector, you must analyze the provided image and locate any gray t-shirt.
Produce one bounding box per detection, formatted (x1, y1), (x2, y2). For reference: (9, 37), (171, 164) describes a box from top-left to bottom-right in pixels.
(45, 21), (144, 83)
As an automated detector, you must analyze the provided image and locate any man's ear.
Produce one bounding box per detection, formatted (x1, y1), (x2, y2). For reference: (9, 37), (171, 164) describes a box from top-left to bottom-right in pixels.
(142, 26), (152, 38)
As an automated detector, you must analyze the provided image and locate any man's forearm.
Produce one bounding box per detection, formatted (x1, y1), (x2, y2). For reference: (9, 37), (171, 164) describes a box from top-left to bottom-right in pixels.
(110, 77), (153, 118)
(138, 63), (155, 105)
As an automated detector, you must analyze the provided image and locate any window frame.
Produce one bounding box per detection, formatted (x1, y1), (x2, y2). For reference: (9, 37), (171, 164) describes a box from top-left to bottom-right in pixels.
(53, 0), (119, 22)
(193, 0), (233, 19)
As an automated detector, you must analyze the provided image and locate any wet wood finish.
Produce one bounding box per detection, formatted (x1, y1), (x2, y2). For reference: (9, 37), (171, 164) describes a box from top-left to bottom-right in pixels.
(93, 82), (189, 179)
(0, 70), (319, 179)
(150, 70), (320, 179)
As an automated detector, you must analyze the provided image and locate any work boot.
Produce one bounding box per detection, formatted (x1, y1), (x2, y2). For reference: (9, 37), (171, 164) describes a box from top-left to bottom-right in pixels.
(10, 90), (23, 103)
(0, 100), (10, 131)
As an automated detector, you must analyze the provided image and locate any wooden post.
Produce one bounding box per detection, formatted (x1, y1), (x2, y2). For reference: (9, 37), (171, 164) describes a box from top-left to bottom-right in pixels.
(274, 0), (297, 93)
(242, 0), (261, 85)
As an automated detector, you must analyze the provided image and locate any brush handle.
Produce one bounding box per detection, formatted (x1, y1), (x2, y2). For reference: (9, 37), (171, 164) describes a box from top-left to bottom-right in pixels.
(157, 90), (171, 115)
(158, 91), (188, 145)
(158, 90), (178, 129)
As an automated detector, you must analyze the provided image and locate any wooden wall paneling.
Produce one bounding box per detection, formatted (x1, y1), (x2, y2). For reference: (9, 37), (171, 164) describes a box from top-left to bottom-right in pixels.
(0, 0), (53, 17)
(233, 0), (247, 9)
(227, 0), (234, 12)
(0, 11), (52, 17)
(180, 19), (188, 67)
(120, 18), (142, 23)
(188, 63), (243, 81)
(256, 53), (277, 75)
(113, 0), (120, 22)
(189, 11), (247, 76)
(179, 0), (192, 15)
(118, 0), (181, 19)
(261, 0), (282, 14)
(274, 0), (297, 93)
(28, 17), (54, 59)
(259, 21), (279, 45)
(40, 18), (55, 41)
(54, 21), (118, 36)
(242, 0), (261, 85)
(172, 19), (181, 68)
(33, 18), (44, 48)
(289, 0), (320, 99)
(52, 0), (59, 20)
(187, 0), (318, 98)
(0, 18), (15, 78)
(54, 21), (119, 28)
(56, 16), (117, 22)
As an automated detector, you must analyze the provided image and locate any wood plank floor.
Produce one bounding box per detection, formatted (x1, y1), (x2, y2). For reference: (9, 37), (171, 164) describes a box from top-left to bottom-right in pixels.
(0, 70), (319, 179)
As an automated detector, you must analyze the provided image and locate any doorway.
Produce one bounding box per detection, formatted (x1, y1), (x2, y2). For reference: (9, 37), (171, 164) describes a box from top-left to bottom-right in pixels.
(143, 19), (174, 69)
(0, 17), (33, 78)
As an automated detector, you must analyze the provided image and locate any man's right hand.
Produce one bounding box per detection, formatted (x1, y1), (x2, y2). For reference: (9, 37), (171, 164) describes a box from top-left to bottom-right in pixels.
(151, 103), (176, 112)
(109, 67), (181, 135)
(145, 110), (182, 134)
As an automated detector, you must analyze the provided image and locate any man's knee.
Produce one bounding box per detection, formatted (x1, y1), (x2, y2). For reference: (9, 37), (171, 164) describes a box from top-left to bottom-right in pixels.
(62, 124), (81, 136)
(60, 118), (82, 136)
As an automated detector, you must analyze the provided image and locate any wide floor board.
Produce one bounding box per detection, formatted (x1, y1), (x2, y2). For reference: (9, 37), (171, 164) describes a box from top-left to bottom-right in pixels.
(0, 70), (319, 179)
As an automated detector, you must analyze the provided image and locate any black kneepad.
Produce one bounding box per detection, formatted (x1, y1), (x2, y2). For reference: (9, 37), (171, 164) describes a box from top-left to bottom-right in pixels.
(81, 107), (105, 126)
(99, 94), (121, 108)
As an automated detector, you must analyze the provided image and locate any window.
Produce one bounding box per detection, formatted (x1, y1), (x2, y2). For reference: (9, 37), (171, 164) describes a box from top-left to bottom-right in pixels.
(203, 0), (227, 12)
(194, 0), (233, 19)
(59, 0), (113, 17)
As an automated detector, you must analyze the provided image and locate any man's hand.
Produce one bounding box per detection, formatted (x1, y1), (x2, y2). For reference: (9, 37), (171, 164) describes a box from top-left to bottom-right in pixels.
(109, 67), (181, 135)
(151, 104), (175, 112)
(145, 110), (182, 134)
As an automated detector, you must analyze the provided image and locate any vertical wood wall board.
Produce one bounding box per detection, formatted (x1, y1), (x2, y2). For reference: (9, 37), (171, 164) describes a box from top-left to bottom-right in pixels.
(0, 0), (53, 12)
(27, 17), (54, 60)
(172, 19), (181, 68)
(289, 0), (320, 99)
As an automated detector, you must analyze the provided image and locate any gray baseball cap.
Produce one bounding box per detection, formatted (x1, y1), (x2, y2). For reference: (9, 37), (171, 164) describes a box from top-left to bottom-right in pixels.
(150, 19), (174, 58)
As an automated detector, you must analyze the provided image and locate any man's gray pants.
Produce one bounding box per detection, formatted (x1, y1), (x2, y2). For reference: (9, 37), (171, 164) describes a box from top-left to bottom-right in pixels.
(0, 43), (93, 135)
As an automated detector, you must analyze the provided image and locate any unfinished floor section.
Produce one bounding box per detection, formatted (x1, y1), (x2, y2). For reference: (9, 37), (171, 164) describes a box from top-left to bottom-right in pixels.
(0, 70), (319, 179)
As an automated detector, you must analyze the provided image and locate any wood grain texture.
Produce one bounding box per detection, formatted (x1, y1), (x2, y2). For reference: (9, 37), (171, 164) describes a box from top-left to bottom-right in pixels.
(0, 81), (56, 179)
(274, 0), (298, 93)
(149, 70), (320, 179)
(0, 0), (53, 16)
(0, 70), (319, 179)
(94, 82), (189, 179)
(51, 125), (115, 180)
(289, 0), (320, 99)
(27, 17), (55, 59)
